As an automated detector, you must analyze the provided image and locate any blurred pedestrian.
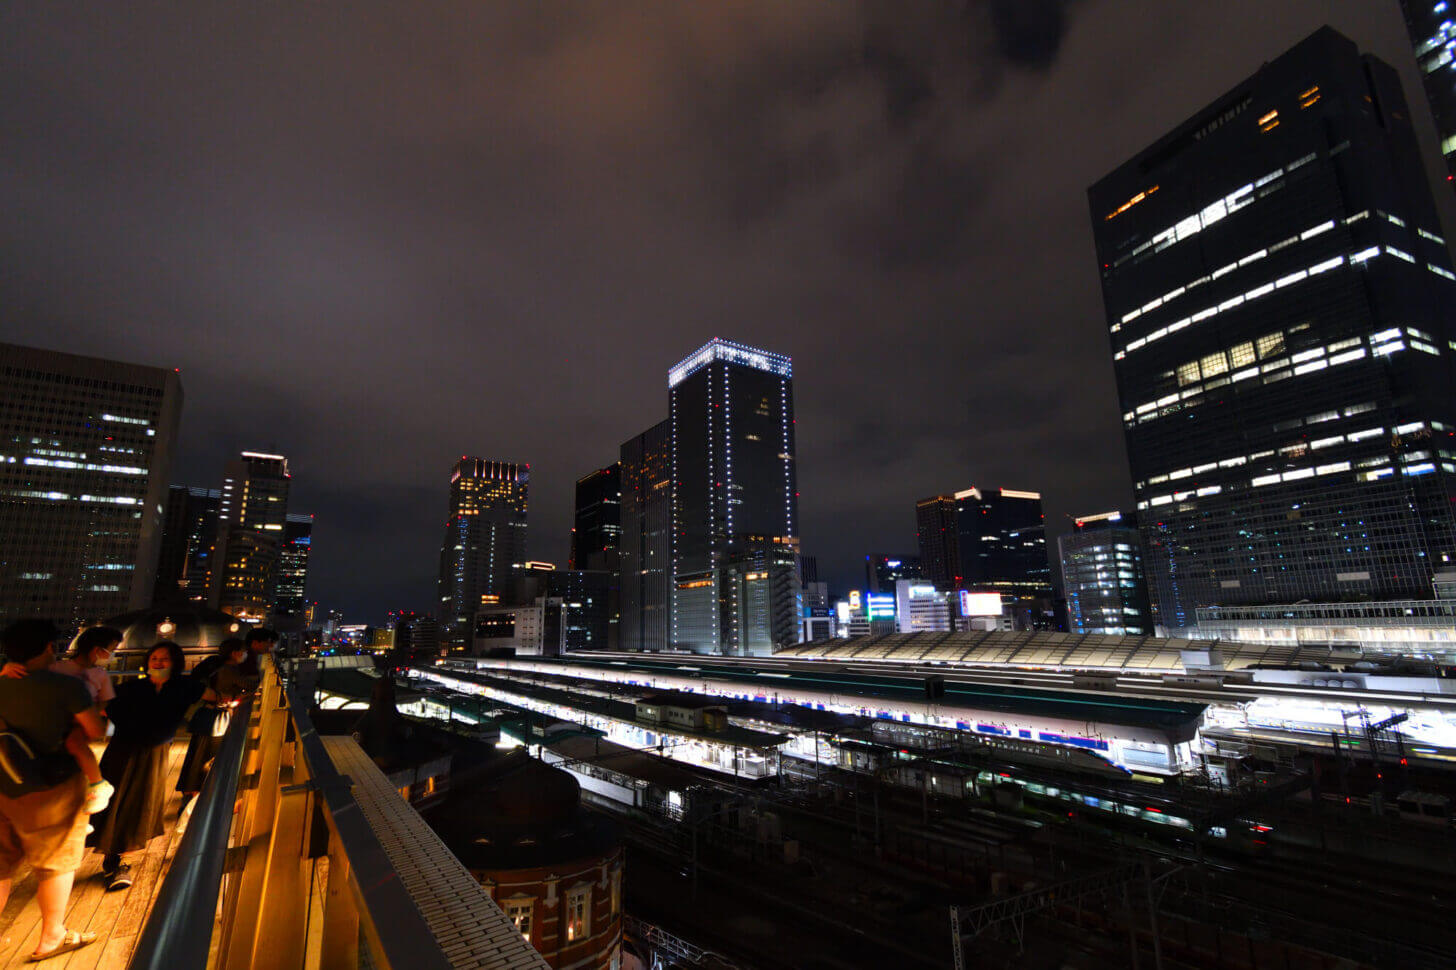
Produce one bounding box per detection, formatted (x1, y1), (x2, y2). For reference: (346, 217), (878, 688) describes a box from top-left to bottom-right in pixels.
(175, 638), (248, 799)
(0, 619), (107, 960)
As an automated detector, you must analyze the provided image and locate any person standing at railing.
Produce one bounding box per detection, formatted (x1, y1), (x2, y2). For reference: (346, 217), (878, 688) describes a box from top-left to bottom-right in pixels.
(237, 627), (279, 688)
(175, 638), (249, 803)
(91, 641), (209, 891)
(0, 619), (108, 961)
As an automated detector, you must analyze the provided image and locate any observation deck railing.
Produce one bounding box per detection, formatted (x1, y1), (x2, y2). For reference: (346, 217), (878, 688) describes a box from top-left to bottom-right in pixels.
(126, 657), (548, 970)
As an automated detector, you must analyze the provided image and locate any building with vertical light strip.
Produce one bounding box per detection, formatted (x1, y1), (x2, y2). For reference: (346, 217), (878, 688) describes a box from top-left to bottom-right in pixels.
(1089, 28), (1456, 635)
(0, 342), (182, 630)
(438, 458), (528, 648)
(1059, 511), (1153, 636)
(1397, 0), (1456, 190)
(668, 338), (798, 655)
(211, 451), (291, 622)
(619, 420), (671, 652)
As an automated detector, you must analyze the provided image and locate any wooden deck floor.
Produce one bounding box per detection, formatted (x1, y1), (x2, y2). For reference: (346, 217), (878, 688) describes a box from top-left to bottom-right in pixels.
(0, 739), (190, 969)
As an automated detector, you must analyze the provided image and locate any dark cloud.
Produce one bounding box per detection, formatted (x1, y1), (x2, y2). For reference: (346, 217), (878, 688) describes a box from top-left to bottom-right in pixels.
(0, 1), (1432, 619)
(987, 0), (1070, 68)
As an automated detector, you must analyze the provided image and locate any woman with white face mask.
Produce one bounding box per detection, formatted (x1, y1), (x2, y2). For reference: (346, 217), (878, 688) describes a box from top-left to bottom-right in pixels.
(89, 641), (209, 891)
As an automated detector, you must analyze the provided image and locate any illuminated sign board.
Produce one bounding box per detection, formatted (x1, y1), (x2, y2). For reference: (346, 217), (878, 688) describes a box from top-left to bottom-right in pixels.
(908, 584), (937, 599)
(884, 559), (901, 569)
(866, 594), (896, 619)
(960, 591), (1003, 616)
(836, 602), (851, 623)
(848, 590), (861, 610)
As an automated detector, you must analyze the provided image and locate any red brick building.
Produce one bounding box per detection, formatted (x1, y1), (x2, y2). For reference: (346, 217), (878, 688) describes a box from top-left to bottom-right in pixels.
(428, 749), (624, 970)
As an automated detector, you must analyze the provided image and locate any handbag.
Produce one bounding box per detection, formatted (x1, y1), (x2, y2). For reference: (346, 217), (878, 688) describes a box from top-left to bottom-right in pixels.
(0, 716), (77, 798)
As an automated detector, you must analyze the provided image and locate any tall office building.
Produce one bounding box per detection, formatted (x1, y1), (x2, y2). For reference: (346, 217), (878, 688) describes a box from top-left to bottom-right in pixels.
(1089, 28), (1456, 634)
(569, 464), (621, 572)
(211, 452), (291, 622)
(1058, 512), (1153, 636)
(153, 485), (221, 604)
(0, 342), (183, 629)
(866, 554), (924, 593)
(1398, 1), (1456, 189)
(274, 512), (313, 618)
(668, 339), (798, 654)
(914, 495), (960, 590)
(953, 487), (1052, 601)
(437, 458), (528, 647)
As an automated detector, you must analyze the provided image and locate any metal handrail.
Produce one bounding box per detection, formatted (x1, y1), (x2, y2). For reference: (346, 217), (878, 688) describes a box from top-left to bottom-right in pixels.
(128, 694), (256, 970)
(280, 677), (456, 970)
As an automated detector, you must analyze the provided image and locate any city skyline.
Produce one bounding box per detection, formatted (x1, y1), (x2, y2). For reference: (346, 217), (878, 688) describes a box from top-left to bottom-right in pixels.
(3, 3), (1448, 621)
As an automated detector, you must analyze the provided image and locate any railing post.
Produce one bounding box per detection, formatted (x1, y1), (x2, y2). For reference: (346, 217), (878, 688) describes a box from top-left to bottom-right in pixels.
(319, 848), (360, 970)
(223, 659), (301, 970)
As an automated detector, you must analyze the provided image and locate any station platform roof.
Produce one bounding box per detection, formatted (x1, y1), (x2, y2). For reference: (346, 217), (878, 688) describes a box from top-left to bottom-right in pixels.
(427, 667), (790, 749)
(473, 655), (1206, 733)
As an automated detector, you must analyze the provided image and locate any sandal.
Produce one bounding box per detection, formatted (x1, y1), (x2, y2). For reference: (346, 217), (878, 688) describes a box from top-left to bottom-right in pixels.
(28, 929), (97, 961)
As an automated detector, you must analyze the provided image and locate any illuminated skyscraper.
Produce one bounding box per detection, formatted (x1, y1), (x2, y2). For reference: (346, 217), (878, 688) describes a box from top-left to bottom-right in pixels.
(211, 451), (291, 622)
(1090, 28), (1456, 634)
(0, 342), (182, 629)
(619, 420), (671, 652)
(1397, 1), (1456, 190)
(437, 458), (528, 648)
(1058, 511), (1153, 636)
(274, 512), (313, 618)
(668, 338), (798, 654)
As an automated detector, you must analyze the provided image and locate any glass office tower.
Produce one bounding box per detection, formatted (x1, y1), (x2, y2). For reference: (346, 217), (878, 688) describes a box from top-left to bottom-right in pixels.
(952, 487), (1052, 602)
(569, 464), (621, 572)
(668, 338), (798, 653)
(274, 512), (313, 618)
(1089, 27), (1456, 634)
(1058, 511), (1153, 636)
(212, 451), (291, 622)
(1397, 0), (1456, 190)
(619, 420), (671, 652)
(437, 458), (528, 648)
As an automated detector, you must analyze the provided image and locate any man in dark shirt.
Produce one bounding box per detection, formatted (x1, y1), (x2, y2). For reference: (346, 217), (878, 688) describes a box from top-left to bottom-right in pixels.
(237, 626), (279, 686)
(0, 619), (107, 960)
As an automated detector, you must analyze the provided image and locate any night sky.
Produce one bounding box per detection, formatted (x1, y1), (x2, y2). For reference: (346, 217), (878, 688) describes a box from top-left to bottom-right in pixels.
(2, 2), (1439, 621)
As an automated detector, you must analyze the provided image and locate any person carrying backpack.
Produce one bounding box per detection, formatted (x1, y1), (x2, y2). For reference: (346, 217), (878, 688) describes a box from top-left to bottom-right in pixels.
(0, 618), (107, 961)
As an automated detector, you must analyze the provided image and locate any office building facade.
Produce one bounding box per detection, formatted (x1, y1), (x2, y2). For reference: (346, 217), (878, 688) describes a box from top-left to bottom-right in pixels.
(211, 451), (291, 622)
(866, 554), (924, 593)
(1058, 511), (1153, 636)
(914, 495), (960, 590)
(953, 487), (1052, 602)
(437, 458), (528, 647)
(669, 339), (798, 653)
(153, 485), (221, 605)
(274, 512), (313, 618)
(569, 464), (621, 572)
(0, 342), (183, 629)
(1398, 1), (1456, 189)
(1089, 28), (1456, 634)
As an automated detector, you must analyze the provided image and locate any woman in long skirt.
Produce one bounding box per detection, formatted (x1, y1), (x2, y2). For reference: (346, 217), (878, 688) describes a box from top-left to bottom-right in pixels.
(92, 641), (206, 890)
(175, 638), (248, 798)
